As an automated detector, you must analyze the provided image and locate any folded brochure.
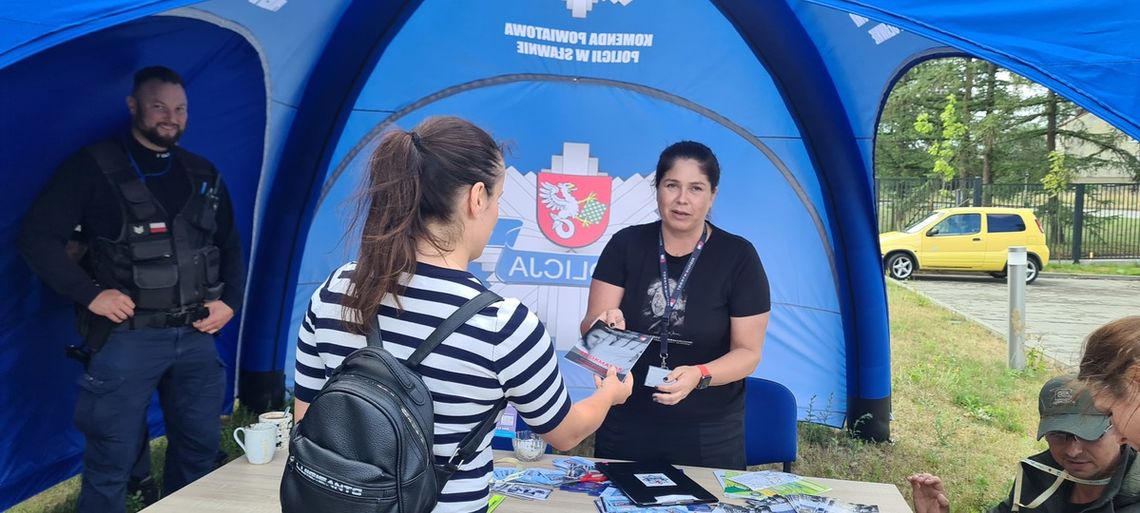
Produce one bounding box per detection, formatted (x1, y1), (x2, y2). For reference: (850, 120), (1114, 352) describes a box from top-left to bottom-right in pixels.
(565, 321), (655, 379)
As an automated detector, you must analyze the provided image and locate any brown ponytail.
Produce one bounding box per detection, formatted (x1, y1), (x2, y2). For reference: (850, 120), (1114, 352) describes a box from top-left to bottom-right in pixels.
(342, 116), (502, 333)
(1078, 316), (1140, 400)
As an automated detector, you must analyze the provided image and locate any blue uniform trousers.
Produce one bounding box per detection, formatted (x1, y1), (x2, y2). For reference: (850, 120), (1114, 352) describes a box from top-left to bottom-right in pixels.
(74, 326), (224, 513)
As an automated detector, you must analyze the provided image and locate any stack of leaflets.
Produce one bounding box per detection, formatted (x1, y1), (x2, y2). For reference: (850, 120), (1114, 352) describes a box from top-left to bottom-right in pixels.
(713, 495), (879, 513)
(594, 487), (717, 513)
(494, 460), (604, 484)
(712, 470), (831, 497)
(553, 456), (597, 473)
(490, 467), (562, 501)
(491, 482), (553, 501)
(554, 456), (611, 495)
(494, 459), (613, 500)
(562, 480), (611, 496)
(493, 467), (569, 486)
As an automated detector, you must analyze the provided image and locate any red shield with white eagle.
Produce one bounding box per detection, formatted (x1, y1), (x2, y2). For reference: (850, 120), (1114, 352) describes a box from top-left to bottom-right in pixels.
(536, 172), (612, 248)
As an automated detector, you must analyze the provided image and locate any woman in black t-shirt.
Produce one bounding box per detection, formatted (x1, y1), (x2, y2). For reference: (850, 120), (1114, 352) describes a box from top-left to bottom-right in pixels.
(580, 141), (771, 469)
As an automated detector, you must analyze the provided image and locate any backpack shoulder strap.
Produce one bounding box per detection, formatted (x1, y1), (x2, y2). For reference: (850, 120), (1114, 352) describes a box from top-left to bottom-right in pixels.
(405, 289), (502, 368)
(444, 397), (508, 477)
(429, 291), (515, 478)
(364, 322), (383, 348)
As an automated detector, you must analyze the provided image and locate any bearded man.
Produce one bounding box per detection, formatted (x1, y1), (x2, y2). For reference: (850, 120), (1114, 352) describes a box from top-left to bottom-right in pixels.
(19, 65), (245, 513)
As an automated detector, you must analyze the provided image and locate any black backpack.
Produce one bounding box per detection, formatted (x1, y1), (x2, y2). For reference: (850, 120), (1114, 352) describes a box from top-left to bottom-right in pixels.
(281, 290), (506, 513)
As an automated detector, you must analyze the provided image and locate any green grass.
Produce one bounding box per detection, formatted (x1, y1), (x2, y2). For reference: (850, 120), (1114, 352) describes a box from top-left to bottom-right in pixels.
(9, 408), (258, 513)
(785, 283), (1058, 512)
(552, 284), (1056, 512)
(13, 284), (1059, 513)
(1046, 261), (1140, 276)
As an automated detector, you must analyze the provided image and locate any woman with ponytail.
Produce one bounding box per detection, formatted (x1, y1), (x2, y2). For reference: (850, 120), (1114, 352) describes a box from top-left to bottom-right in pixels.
(290, 117), (632, 513)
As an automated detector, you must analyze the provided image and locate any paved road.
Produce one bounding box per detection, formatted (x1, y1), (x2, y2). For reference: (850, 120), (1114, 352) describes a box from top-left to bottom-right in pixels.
(904, 274), (1140, 369)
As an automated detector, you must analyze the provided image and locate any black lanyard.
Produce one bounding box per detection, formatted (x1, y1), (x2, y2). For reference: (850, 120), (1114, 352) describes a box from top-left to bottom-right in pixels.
(657, 223), (708, 368)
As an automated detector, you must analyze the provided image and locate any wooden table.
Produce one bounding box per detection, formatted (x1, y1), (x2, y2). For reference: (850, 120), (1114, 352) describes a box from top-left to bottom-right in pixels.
(144, 450), (912, 512)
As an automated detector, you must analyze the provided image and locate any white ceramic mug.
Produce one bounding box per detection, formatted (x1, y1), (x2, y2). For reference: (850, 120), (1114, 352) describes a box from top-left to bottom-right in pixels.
(233, 422), (277, 464)
(258, 411), (293, 448)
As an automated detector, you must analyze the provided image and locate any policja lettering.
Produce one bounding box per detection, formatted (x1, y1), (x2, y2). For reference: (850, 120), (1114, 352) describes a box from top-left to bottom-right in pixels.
(506, 253), (597, 284)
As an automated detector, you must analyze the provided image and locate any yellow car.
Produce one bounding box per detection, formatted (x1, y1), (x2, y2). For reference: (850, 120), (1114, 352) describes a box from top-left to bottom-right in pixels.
(879, 207), (1050, 284)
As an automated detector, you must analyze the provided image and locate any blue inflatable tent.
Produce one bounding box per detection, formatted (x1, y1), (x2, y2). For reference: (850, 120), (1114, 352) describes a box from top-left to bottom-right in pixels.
(2, 0), (1138, 508)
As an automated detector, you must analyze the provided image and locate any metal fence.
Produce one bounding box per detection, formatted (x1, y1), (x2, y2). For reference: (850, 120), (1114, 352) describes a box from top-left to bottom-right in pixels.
(875, 177), (1140, 260)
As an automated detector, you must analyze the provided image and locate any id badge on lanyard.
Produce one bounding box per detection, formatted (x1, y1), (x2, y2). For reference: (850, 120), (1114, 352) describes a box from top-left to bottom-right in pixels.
(654, 224), (707, 371)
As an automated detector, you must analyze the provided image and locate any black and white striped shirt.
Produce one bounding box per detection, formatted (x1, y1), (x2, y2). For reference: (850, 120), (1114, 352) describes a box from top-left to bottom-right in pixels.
(294, 262), (572, 513)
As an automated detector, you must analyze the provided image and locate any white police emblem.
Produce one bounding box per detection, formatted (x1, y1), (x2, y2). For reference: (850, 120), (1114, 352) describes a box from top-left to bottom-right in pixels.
(564, 0), (633, 19)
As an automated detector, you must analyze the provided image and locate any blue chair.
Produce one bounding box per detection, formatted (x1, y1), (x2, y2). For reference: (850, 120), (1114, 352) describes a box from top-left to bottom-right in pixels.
(744, 377), (797, 472)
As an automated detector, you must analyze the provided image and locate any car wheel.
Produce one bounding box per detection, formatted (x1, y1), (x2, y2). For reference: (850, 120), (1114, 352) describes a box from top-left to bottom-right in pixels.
(1026, 257), (1040, 284)
(886, 253), (915, 281)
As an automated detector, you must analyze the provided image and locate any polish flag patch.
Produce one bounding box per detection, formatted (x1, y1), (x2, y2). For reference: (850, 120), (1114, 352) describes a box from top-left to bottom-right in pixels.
(148, 222), (168, 234)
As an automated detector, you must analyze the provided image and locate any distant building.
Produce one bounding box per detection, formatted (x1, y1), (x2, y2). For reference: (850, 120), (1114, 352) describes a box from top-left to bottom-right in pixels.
(1059, 110), (1139, 184)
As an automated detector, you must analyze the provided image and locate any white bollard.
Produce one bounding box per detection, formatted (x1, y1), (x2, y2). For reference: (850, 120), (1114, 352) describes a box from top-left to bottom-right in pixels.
(1008, 246), (1027, 370)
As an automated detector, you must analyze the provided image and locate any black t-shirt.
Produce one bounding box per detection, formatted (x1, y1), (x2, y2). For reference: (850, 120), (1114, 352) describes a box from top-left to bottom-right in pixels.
(592, 221), (770, 419)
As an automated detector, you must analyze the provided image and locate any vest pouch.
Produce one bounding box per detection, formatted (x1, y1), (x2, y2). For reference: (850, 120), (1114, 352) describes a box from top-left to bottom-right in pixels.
(197, 246), (223, 301)
(118, 180), (158, 221)
(132, 263), (179, 309)
(89, 239), (133, 291)
(187, 200), (217, 233)
(129, 238), (173, 261)
(201, 246), (221, 284)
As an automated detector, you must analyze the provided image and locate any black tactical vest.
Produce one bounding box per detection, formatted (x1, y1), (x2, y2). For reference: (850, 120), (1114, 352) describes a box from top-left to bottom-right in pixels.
(85, 140), (224, 311)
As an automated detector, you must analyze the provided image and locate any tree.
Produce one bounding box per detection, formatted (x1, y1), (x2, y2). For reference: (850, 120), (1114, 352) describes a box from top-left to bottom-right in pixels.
(875, 57), (1140, 184)
(913, 94), (967, 179)
(877, 59), (966, 179)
